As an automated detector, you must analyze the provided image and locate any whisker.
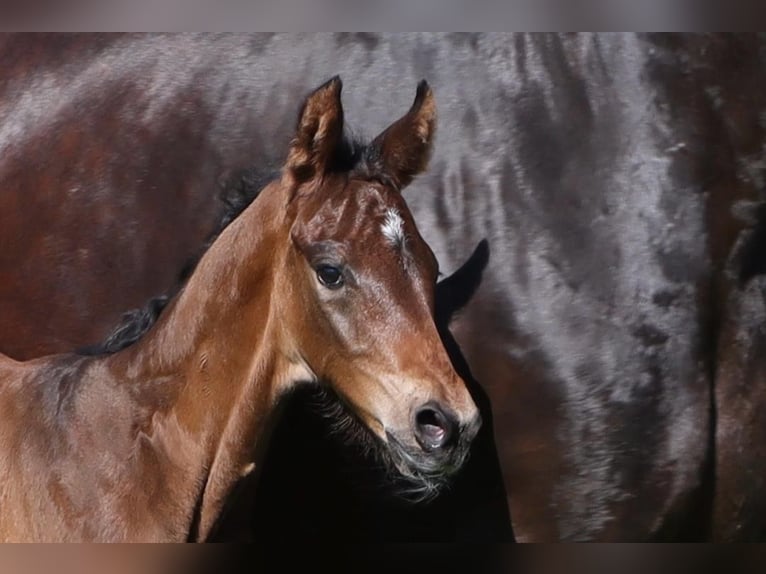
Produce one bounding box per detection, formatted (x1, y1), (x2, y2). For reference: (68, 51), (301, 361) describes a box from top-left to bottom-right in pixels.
(308, 386), (453, 502)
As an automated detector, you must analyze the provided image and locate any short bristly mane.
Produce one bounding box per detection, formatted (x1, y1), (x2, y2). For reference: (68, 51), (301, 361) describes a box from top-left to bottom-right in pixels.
(77, 167), (269, 355)
(79, 133), (370, 357)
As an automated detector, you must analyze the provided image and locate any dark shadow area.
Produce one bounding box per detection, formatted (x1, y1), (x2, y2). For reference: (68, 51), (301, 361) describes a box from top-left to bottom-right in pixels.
(737, 202), (766, 287)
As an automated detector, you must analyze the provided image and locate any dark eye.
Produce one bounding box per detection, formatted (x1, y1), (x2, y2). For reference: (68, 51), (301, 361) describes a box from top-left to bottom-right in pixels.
(316, 264), (344, 289)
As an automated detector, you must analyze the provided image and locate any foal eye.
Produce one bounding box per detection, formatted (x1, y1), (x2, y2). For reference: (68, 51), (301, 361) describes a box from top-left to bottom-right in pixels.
(316, 264), (344, 289)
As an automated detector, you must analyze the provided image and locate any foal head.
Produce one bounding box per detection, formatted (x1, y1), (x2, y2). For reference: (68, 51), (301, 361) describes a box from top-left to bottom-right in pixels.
(270, 77), (481, 494)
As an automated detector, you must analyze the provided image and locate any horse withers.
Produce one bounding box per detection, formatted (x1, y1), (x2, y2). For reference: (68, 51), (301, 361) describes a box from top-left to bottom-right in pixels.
(0, 77), (481, 542)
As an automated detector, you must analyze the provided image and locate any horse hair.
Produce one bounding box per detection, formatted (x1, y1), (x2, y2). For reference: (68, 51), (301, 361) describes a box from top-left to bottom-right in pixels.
(76, 165), (271, 355)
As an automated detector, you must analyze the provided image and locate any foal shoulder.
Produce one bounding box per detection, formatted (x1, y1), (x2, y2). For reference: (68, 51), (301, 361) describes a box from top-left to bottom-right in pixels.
(0, 352), (98, 413)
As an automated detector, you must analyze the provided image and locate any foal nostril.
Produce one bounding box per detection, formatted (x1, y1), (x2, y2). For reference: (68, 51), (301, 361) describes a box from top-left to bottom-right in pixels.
(414, 403), (457, 451)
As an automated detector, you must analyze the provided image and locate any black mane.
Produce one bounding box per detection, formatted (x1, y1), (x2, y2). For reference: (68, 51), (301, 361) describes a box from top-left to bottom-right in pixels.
(78, 132), (369, 357)
(77, 167), (270, 356)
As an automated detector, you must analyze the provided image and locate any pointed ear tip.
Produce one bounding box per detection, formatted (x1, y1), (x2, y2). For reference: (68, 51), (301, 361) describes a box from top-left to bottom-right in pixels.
(299, 76), (344, 125)
(310, 76), (343, 100)
(415, 80), (434, 103)
(466, 238), (490, 268)
(477, 239), (490, 262)
(412, 81), (436, 123)
(329, 75), (343, 91)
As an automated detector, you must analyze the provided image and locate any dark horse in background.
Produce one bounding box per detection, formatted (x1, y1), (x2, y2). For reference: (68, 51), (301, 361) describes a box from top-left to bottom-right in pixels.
(1, 33), (765, 541)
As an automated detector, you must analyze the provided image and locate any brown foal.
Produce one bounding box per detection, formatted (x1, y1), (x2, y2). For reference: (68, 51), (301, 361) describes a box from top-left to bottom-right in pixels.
(0, 77), (481, 542)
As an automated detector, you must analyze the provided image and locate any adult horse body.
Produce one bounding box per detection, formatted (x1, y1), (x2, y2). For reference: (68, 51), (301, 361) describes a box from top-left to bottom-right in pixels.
(1, 33), (765, 541)
(0, 78), (481, 541)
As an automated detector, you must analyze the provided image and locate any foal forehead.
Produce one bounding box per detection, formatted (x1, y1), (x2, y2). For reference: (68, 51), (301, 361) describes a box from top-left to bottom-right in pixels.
(347, 185), (412, 247)
(346, 185), (439, 277)
(310, 180), (436, 268)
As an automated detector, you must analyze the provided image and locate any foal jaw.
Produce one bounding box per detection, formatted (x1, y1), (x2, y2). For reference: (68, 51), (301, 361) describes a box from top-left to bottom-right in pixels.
(275, 353), (318, 395)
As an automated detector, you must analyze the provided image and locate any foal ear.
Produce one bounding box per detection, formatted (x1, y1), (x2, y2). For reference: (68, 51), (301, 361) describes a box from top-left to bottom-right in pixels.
(285, 76), (344, 184)
(364, 80), (436, 190)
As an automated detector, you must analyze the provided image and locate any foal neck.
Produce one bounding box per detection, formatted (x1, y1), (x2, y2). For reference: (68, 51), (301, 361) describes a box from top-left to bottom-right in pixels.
(107, 183), (308, 540)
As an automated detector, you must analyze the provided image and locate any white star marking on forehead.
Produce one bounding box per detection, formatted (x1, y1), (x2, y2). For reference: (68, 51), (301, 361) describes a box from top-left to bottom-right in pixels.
(381, 208), (406, 248)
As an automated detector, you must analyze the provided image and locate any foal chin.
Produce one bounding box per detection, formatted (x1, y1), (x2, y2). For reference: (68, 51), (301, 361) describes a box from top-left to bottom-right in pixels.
(302, 345), (482, 502)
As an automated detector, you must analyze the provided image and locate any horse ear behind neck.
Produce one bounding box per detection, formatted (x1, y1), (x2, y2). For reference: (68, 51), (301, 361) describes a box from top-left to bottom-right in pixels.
(361, 79), (437, 191)
(284, 76), (345, 186)
(436, 239), (490, 327)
